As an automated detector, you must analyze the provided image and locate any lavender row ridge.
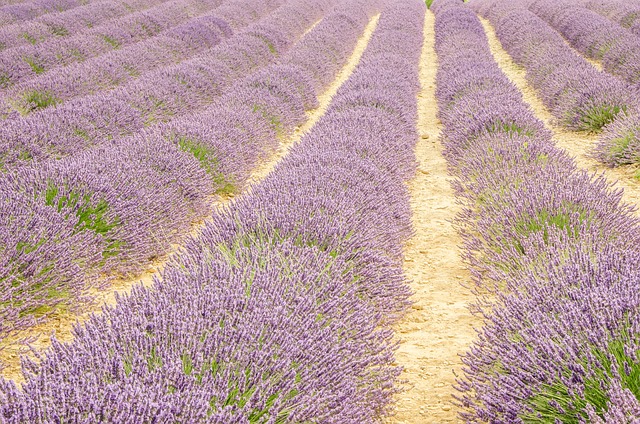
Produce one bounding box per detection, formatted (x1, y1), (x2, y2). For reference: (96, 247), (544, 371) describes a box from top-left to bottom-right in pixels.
(436, 0), (640, 421)
(0, 0), (375, 348)
(0, 0), (225, 90)
(0, 0), (425, 421)
(0, 0), (173, 53)
(0, 0), (101, 27)
(0, 0), (293, 167)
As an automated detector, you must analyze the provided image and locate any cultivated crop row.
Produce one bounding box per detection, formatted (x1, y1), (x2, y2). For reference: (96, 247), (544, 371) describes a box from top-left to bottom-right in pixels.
(0, 0), (301, 167)
(437, 0), (640, 421)
(473, 0), (634, 133)
(0, 0), (424, 420)
(0, 7), (233, 118)
(0, 0), (227, 90)
(0, 0), (172, 53)
(585, 0), (640, 37)
(0, 0), (100, 27)
(529, 0), (640, 86)
(0, 0), (338, 339)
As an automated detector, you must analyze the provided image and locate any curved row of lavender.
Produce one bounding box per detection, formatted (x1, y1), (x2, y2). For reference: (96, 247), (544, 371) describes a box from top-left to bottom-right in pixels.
(471, 0), (635, 133)
(437, 0), (640, 421)
(0, 0), (100, 27)
(0, 0), (301, 167)
(584, 0), (640, 37)
(528, 0), (640, 86)
(0, 3), (236, 119)
(0, 0), (171, 53)
(0, 0), (425, 421)
(0, 0), (339, 339)
(474, 1), (640, 175)
(0, 0), (225, 90)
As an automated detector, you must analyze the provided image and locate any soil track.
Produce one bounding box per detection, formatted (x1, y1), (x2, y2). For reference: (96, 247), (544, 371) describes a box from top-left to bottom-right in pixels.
(480, 17), (640, 211)
(386, 10), (477, 424)
(0, 14), (380, 384)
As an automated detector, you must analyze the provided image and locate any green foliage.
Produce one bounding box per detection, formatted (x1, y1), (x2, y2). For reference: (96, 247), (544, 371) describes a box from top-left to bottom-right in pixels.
(100, 35), (120, 49)
(44, 181), (122, 259)
(0, 72), (10, 88)
(521, 338), (640, 422)
(20, 90), (60, 114)
(579, 104), (626, 132)
(426, 0), (434, 6)
(23, 57), (45, 74)
(178, 137), (236, 195)
(21, 33), (38, 45)
(486, 120), (536, 138)
(49, 25), (69, 36)
(512, 205), (592, 254)
(607, 131), (637, 164)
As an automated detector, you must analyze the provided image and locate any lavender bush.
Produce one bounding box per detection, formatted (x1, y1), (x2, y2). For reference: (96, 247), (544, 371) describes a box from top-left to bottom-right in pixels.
(0, 12), (233, 117)
(0, 0), (426, 421)
(0, 0), (226, 89)
(0, 0), (377, 342)
(0, 0), (170, 53)
(437, 1), (640, 421)
(529, 0), (640, 86)
(473, 0), (636, 132)
(0, 0), (100, 27)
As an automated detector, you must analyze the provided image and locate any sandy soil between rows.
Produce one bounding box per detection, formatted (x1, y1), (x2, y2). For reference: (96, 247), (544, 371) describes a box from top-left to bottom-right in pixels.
(0, 14), (380, 384)
(480, 16), (640, 212)
(386, 10), (478, 424)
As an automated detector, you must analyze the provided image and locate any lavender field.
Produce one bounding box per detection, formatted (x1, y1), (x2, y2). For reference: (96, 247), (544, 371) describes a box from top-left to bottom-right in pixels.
(1, 0), (640, 422)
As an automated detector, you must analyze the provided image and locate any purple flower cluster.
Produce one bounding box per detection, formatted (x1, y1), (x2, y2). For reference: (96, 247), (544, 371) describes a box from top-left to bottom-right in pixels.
(0, 0), (302, 167)
(0, 0), (168, 53)
(0, 11), (234, 118)
(0, 0), (224, 89)
(435, 1), (640, 421)
(0, 0), (98, 27)
(595, 113), (640, 166)
(0, 0), (373, 343)
(0, 0), (425, 421)
(585, 0), (640, 37)
(529, 0), (640, 86)
(471, 0), (636, 132)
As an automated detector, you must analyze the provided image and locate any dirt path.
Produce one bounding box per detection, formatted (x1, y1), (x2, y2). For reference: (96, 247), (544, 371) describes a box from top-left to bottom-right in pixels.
(480, 16), (640, 210)
(386, 10), (478, 424)
(0, 14), (381, 385)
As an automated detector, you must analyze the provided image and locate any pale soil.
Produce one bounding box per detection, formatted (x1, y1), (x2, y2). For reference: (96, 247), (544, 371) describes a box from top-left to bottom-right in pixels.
(386, 10), (478, 424)
(480, 17), (640, 211)
(0, 14), (380, 385)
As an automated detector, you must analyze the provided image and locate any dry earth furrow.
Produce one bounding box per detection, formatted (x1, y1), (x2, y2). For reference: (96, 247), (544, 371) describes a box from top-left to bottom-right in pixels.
(480, 16), (640, 211)
(0, 14), (380, 384)
(387, 10), (477, 424)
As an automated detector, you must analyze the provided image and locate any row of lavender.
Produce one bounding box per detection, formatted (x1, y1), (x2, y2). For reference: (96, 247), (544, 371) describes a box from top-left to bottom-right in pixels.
(0, 0), (425, 421)
(0, 0), (171, 53)
(526, 0), (640, 168)
(585, 0), (640, 37)
(0, 0), (99, 27)
(0, 0), (350, 339)
(472, 0), (640, 170)
(0, 1), (235, 119)
(472, 0), (635, 133)
(0, 0), (226, 91)
(528, 0), (640, 86)
(436, 0), (640, 422)
(0, 0), (297, 168)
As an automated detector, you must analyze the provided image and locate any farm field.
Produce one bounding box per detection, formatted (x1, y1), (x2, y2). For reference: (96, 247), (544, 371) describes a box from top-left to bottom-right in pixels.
(2, 0), (640, 422)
